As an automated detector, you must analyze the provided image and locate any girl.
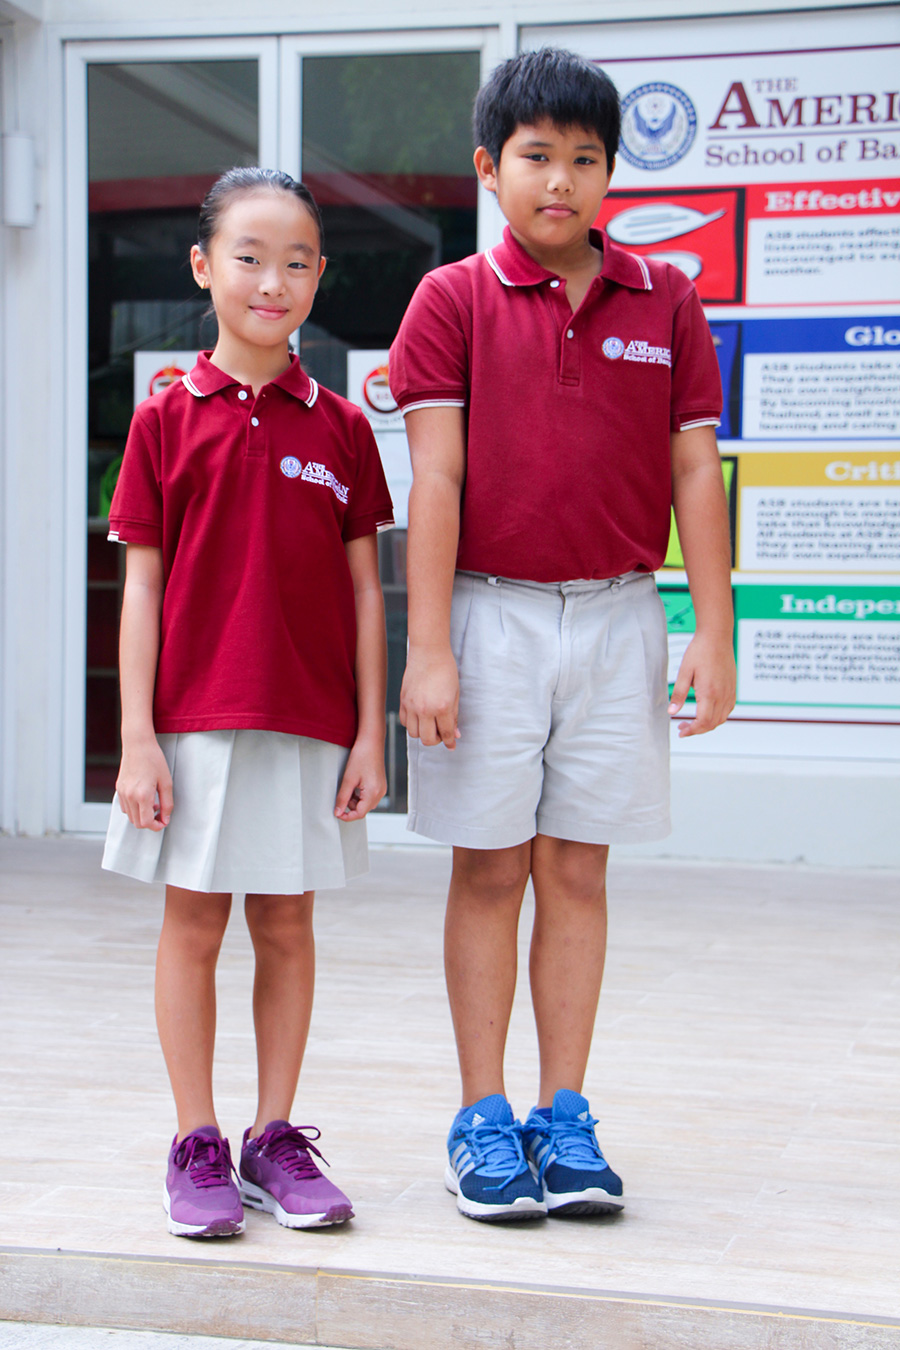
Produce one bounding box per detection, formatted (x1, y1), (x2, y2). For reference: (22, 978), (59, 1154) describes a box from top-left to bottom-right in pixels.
(102, 168), (393, 1238)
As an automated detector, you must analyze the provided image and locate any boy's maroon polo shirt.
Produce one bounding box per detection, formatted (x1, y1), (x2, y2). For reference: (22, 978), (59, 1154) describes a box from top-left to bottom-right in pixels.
(109, 353), (394, 748)
(389, 227), (722, 582)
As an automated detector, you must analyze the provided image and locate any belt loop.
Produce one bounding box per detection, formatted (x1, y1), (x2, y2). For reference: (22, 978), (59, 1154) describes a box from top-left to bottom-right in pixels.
(487, 575), (501, 587)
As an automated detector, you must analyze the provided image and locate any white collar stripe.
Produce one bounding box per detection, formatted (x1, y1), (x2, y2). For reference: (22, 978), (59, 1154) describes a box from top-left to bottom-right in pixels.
(182, 373), (205, 398)
(305, 377), (319, 408)
(635, 255), (652, 291)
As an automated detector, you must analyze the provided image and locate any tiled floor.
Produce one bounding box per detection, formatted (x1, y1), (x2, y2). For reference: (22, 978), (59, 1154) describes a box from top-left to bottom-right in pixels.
(0, 1326), (341, 1350)
(1, 837), (899, 1348)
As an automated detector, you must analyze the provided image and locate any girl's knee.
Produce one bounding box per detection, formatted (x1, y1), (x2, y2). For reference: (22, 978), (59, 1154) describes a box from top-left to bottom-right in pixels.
(245, 893), (314, 951)
(161, 888), (231, 960)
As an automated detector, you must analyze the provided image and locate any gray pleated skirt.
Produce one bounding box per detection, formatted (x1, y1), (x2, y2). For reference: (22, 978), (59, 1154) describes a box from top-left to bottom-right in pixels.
(102, 729), (368, 894)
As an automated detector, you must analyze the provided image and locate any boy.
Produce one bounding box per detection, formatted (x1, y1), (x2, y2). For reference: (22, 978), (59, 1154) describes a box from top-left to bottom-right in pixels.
(389, 48), (735, 1223)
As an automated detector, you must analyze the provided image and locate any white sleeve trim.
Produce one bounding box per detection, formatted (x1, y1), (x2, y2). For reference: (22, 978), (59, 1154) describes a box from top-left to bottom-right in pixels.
(107, 530), (120, 542)
(376, 519), (395, 533)
(400, 399), (466, 416)
(679, 417), (721, 430)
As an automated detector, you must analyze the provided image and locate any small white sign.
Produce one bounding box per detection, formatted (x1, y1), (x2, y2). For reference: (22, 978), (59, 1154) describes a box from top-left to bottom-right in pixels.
(347, 349), (411, 528)
(133, 350), (198, 410)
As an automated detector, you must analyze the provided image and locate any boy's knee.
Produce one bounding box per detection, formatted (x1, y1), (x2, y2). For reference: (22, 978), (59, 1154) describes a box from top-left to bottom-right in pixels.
(450, 843), (532, 904)
(534, 837), (609, 905)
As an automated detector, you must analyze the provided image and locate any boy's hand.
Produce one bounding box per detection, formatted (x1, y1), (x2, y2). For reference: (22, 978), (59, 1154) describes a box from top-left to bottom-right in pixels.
(334, 737), (388, 821)
(668, 632), (736, 737)
(400, 648), (461, 749)
(116, 737), (173, 830)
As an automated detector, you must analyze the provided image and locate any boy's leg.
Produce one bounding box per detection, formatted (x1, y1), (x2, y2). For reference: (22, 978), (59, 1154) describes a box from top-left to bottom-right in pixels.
(155, 884), (232, 1139)
(524, 836), (624, 1215)
(445, 842), (532, 1106)
(529, 835), (608, 1107)
(243, 891), (315, 1136)
(443, 842), (546, 1221)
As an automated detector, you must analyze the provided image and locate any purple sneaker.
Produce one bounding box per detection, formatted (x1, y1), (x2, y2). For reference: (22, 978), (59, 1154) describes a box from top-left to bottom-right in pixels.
(164, 1125), (245, 1238)
(239, 1120), (354, 1228)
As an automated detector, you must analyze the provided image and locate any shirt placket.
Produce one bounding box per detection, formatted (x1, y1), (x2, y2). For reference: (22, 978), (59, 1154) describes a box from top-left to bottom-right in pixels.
(547, 280), (582, 387)
(240, 388), (267, 458)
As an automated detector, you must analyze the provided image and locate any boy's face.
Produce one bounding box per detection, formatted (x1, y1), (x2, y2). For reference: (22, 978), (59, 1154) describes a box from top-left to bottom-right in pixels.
(474, 120), (614, 261)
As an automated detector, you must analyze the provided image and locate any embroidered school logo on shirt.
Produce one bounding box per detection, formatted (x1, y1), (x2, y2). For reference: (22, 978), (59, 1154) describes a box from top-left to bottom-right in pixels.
(301, 461), (350, 504)
(280, 456), (302, 478)
(602, 337), (625, 359)
(623, 340), (672, 367)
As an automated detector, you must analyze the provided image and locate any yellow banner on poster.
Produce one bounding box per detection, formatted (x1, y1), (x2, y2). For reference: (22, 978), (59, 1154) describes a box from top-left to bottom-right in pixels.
(739, 452), (900, 488)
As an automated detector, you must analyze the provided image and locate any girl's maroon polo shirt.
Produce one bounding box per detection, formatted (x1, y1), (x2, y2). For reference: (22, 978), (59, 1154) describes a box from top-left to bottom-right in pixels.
(109, 353), (394, 748)
(389, 227), (722, 583)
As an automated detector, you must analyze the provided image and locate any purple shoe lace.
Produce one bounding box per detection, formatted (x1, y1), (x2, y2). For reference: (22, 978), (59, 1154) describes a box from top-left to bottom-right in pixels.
(173, 1131), (236, 1188)
(253, 1123), (329, 1178)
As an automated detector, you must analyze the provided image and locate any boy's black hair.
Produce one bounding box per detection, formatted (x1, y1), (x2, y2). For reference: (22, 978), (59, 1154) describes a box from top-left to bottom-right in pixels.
(473, 48), (620, 166)
(197, 166), (324, 255)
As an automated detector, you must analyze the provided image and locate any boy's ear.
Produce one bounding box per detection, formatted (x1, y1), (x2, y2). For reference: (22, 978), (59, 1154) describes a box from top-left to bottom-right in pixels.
(473, 146), (498, 193)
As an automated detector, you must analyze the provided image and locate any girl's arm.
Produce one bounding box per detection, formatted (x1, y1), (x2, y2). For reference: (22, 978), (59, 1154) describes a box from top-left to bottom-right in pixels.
(669, 424), (737, 737)
(334, 532), (388, 821)
(115, 543), (173, 830)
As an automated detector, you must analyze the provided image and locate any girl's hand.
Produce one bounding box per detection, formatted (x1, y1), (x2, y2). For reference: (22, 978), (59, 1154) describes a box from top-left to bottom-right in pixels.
(116, 737), (173, 830)
(334, 738), (387, 821)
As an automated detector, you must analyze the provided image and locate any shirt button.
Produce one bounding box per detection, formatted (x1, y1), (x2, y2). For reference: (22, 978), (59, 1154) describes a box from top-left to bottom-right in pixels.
(550, 280), (560, 289)
(238, 390), (248, 401)
(567, 329), (574, 339)
(251, 417), (259, 427)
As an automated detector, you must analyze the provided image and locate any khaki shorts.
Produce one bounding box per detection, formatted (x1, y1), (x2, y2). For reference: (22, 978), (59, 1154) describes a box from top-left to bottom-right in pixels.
(407, 571), (671, 850)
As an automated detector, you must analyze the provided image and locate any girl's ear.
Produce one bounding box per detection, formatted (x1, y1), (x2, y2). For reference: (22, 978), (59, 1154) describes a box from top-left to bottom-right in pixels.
(316, 255), (327, 282)
(190, 244), (210, 290)
(473, 146), (498, 194)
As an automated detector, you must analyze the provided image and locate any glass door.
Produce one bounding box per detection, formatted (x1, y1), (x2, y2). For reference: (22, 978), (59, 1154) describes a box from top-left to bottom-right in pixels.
(281, 31), (493, 837)
(63, 38), (279, 831)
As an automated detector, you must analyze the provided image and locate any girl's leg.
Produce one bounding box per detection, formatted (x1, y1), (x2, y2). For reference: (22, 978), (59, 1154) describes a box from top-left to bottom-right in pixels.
(444, 843), (532, 1106)
(244, 891), (316, 1135)
(155, 885), (232, 1140)
(528, 835), (609, 1107)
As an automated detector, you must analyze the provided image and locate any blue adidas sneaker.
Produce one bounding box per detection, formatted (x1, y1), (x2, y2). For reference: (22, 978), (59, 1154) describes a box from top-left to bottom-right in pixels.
(445, 1094), (546, 1222)
(522, 1089), (624, 1216)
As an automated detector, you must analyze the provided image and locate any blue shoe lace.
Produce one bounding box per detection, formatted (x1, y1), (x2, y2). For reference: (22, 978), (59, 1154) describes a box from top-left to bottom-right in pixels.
(174, 1133), (235, 1189)
(533, 1113), (607, 1181)
(456, 1118), (529, 1193)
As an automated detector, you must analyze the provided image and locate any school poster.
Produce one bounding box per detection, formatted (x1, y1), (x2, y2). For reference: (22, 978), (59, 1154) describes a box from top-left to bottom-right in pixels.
(556, 13), (900, 728)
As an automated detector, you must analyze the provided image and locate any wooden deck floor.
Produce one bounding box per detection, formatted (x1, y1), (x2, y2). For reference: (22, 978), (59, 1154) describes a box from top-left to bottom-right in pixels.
(1, 837), (898, 1349)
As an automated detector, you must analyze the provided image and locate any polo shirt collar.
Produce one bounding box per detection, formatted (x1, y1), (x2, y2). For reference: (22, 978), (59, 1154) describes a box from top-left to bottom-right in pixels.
(182, 351), (318, 405)
(485, 225), (652, 292)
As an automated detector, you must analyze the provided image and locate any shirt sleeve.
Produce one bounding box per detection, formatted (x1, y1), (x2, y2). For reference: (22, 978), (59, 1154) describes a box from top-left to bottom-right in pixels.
(669, 281), (723, 433)
(107, 405), (164, 547)
(342, 411), (395, 542)
(388, 271), (469, 414)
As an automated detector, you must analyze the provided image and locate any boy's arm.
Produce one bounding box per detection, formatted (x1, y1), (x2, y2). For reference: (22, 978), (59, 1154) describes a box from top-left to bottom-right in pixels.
(399, 405), (466, 749)
(669, 424), (736, 737)
(116, 543), (173, 829)
(335, 533), (388, 821)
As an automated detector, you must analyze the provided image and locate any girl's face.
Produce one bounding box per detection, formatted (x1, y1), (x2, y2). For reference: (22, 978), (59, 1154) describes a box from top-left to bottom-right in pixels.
(190, 190), (326, 353)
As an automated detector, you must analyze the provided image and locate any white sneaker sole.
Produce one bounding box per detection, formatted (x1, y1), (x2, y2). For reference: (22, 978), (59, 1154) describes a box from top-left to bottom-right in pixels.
(239, 1177), (353, 1228)
(545, 1184), (625, 1216)
(444, 1164), (547, 1222)
(163, 1183), (245, 1237)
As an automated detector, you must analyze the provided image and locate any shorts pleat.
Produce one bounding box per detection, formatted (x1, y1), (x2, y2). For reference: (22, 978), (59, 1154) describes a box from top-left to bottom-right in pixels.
(102, 730), (368, 894)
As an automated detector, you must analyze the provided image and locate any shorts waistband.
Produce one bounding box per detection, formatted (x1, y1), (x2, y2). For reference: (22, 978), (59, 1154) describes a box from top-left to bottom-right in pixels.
(458, 569), (650, 595)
